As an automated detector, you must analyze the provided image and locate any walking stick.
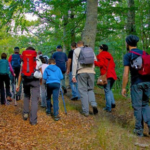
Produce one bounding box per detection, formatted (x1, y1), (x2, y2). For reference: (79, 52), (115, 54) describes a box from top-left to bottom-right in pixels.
(13, 76), (17, 106)
(60, 87), (67, 114)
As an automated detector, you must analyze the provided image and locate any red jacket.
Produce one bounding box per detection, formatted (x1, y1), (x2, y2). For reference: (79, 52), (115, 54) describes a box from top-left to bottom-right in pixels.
(94, 51), (117, 80)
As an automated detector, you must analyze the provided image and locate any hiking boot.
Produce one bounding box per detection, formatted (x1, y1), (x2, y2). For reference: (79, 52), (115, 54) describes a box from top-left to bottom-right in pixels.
(133, 129), (143, 137)
(16, 95), (21, 101)
(103, 108), (111, 113)
(111, 104), (116, 108)
(80, 111), (89, 117)
(54, 116), (60, 121)
(46, 111), (51, 116)
(93, 107), (98, 115)
(7, 96), (12, 102)
(23, 113), (28, 120)
(30, 122), (37, 126)
(63, 88), (67, 94)
(71, 97), (78, 101)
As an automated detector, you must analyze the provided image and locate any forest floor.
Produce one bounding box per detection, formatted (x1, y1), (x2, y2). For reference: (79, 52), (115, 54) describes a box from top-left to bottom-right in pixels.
(1, 87), (150, 150)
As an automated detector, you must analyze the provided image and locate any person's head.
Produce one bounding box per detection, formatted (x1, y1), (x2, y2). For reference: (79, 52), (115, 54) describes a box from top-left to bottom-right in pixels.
(99, 44), (108, 53)
(48, 58), (56, 65)
(77, 41), (84, 48)
(26, 47), (35, 50)
(56, 45), (62, 51)
(126, 35), (139, 51)
(1, 53), (7, 59)
(39, 56), (46, 64)
(38, 51), (42, 56)
(14, 47), (20, 53)
(71, 42), (76, 50)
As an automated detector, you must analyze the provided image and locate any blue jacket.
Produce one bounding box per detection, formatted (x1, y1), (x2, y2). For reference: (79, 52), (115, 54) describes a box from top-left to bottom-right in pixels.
(43, 64), (63, 84)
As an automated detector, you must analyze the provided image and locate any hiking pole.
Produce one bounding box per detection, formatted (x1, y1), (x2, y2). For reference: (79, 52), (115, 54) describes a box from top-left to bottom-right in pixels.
(13, 76), (17, 106)
(60, 87), (67, 114)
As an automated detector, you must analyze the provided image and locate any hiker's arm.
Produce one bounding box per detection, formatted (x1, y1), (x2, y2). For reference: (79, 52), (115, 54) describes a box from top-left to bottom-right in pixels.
(66, 58), (71, 74)
(40, 68), (42, 85)
(16, 72), (22, 92)
(122, 66), (129, 97)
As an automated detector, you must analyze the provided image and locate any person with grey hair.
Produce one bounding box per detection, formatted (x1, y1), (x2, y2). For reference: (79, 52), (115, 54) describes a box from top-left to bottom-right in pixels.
(72, 41), (98, 117)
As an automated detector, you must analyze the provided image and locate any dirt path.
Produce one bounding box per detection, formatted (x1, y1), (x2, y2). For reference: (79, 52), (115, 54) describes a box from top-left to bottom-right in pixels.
(0, 88), (150, 150)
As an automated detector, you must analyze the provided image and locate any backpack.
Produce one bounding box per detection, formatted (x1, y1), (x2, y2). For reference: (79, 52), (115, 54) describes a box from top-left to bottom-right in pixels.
(0, 59), (9, 74)
(130, 51), (150, 75)
(11, 54), (21, 68)
(43, 55), (49, 64)
(78, 47), (94, 65)
(21, 50), (37, 77)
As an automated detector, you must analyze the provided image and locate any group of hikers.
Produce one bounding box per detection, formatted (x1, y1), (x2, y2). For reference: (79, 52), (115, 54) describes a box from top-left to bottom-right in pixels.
(0, 34), (150, 137)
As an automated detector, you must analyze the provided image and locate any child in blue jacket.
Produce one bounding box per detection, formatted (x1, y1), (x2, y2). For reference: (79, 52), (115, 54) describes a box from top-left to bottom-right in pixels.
(43, 58), (63, 121)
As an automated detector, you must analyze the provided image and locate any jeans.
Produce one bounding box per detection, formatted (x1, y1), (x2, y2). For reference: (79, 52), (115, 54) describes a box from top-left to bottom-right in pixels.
(69, 72), (80, 98)
(46, 83), (60, 116)
(0, 74), (11, 104)
(78, 73), (97, 115)
(60, 73), (66, 89)
(131, 82), (150, 130)
(40, 79), (47, 107)
(103, 78), (115, 111)
(23, 79), (40, 124)
(10, 73), (22, 97)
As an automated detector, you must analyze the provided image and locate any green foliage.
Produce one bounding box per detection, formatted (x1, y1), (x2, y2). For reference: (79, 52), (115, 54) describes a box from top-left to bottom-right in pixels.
(0, 0), (150, 89)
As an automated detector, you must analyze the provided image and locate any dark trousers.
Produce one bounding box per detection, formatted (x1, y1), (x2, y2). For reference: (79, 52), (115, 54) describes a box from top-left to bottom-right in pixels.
(0, 74), (11, 104)
(23, 79), (40, 124)
(46, 83), (60, 116)
(131, 82), (150, 130)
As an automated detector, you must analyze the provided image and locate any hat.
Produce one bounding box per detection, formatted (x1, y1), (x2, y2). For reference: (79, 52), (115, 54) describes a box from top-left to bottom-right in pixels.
(126, 35), (139, 46)
(14, 47), (20, 53)
(56, 45), (62, 49)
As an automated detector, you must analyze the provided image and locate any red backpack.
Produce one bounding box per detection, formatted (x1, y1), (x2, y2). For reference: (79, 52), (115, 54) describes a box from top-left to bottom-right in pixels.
(130, 51), (150, 75)
(21, 50), (37, 77)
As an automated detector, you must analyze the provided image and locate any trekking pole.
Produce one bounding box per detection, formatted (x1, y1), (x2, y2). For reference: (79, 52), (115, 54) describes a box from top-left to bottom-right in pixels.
(13, 76), (17, 106)
(60, 86), (67, 114)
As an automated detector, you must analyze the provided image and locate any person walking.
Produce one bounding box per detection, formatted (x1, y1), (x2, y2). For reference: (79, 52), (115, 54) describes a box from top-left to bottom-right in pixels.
(39, 56), (48, 108)
(66, 42), (80, 100)
(8, 47), (22, 100)
(72, 41), (98, 117)
(43, 58), (63, 121)
(52, 45), (68, 94)
(16, 47), (41, 125)
(94, 44), (117, 112)
(0, 53), (14, 104)
(122, 35), (150, 137)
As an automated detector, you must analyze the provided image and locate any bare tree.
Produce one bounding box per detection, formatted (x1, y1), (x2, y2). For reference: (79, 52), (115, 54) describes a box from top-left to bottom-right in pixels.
(82, 0), (98, 49)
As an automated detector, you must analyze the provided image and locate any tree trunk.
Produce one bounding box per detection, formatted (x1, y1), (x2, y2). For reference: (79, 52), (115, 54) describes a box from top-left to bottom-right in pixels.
(126, 0), (136, 35)
(63, 13), (69, 53)
(82, 0), (98, 49)
(70, 10), (75, 44)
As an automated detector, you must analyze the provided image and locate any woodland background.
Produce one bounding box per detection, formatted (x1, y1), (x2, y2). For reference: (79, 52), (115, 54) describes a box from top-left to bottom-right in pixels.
(0, 0), (150, 90)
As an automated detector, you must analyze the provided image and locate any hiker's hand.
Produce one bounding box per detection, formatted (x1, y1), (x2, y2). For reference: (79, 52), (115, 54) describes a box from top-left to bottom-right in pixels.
(122, 88), (127, 97)
(66, 69), (70, 75)
(72, 77), (77, 83)
(16, 86), (20, 92)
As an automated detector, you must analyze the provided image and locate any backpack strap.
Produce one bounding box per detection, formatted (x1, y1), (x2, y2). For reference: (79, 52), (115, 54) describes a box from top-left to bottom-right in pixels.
(129, 50), (146, 56)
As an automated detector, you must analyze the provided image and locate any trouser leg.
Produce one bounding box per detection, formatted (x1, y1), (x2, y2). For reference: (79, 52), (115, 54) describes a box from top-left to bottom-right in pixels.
(30, 80), (40, 124)
(78, 73), (89, 115)
(87, 74), (97, 107)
